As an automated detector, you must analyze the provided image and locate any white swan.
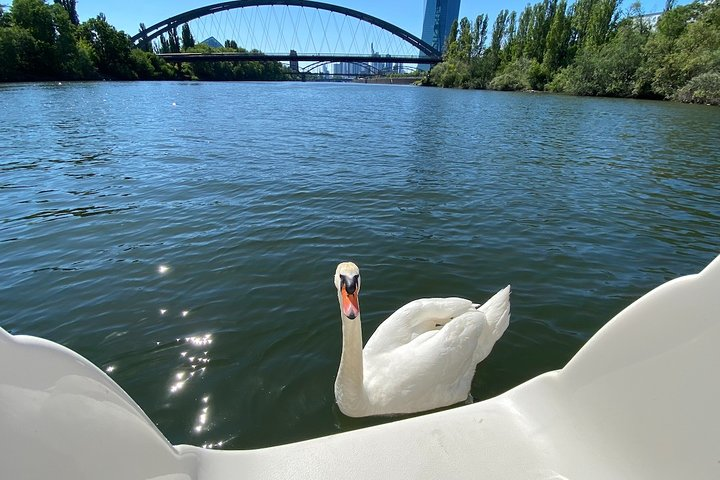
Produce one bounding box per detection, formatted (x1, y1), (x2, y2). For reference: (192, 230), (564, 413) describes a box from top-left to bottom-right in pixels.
(333, 262), (511, 417)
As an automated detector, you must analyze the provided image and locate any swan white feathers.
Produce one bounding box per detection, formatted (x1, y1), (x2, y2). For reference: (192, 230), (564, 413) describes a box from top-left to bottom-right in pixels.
(333, 262), (511, 418)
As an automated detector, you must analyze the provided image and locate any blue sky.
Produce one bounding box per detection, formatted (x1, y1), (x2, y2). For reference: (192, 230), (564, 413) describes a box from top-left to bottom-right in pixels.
(76, 0), (676, 38)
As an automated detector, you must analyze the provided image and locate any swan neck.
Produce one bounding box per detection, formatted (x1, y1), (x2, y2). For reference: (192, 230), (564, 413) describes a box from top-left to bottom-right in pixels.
(336, 313), (366, 415)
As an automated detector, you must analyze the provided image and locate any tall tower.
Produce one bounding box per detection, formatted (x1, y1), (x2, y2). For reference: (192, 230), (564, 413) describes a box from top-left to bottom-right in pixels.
(421, 0), (461, 54)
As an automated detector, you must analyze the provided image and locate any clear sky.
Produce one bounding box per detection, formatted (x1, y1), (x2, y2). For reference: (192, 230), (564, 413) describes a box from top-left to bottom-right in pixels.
(75, 0), (677, 38)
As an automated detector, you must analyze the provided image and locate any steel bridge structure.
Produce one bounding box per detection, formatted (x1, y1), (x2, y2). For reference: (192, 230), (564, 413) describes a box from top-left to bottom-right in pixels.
(130, 1), (442, 74)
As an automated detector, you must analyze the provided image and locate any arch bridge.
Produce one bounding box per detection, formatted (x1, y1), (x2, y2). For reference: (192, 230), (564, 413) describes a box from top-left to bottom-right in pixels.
(131, 1), (442, 71)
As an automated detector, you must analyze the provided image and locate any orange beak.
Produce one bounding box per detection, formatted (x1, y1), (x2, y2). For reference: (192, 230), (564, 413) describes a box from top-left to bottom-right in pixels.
(341, 286), (360, 319)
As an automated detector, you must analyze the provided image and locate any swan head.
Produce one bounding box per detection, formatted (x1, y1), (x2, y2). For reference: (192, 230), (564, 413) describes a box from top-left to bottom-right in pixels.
(335, 262), (361, 320)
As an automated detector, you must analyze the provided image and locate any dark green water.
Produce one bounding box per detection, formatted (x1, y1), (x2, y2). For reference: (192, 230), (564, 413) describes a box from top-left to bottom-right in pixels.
(1, 81), (718, 449)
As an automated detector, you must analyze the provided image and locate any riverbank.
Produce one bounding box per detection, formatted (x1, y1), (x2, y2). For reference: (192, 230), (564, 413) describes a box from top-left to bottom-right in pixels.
(426, 1), (719, 106)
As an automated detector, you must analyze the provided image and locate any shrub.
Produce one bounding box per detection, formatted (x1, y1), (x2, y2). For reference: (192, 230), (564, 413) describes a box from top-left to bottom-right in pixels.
(428, 59), (471, 88)
(676, 72), (720, 105)
(488, 58), (533, 91)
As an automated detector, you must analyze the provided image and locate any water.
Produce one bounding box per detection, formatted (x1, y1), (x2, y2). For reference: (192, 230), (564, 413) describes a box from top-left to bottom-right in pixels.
(1, 81), (718, 449)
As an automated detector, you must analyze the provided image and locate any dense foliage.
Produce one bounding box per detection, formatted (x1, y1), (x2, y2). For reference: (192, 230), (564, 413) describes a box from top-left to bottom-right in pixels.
(0, 0), (291, 81)
(425, 0), (720, 104)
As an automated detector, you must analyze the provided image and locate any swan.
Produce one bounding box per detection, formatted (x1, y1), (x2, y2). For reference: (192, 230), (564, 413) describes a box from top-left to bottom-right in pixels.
(333, 262), (511, 418)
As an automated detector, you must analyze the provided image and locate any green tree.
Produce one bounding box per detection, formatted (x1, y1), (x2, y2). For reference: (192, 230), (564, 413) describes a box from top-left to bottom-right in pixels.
(549, 20), (648, 97)
(509, 5), (533, 61)
(168, 27), (180, 53)
(159, 34), (170, 54)
(78, 13), (136, 79)
(637, 1), (717, 98)
(137, 23), (153, 52)
(53, 0), (78, 25)
(0, 4), (9, 27)
(444, 18), (458, 57)
(8, 0), (59, 76)
(11, 0), (54, 45)
(51, 2), (93, 78)
(472, 14), (489, 57)
(502, 11), (517, 63)
(489, 9), (510, 64)
(457, 17), (473, 60)
(525, 0), (556, 62)
(181, 23), (194, 50)
(543, 0), (571, 72)
(585, 0), (619, 47)
(0, 25), (36, 80)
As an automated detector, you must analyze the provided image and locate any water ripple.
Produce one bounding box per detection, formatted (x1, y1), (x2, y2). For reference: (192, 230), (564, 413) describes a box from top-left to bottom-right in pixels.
(1, 82), (718, 449)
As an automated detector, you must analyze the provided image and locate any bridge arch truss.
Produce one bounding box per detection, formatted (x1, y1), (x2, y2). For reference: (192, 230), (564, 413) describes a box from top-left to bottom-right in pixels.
(131, 1), (441, 64)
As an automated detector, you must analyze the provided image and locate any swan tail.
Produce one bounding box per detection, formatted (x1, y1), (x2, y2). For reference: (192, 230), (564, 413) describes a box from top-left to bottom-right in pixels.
(477, 285), (511, 341)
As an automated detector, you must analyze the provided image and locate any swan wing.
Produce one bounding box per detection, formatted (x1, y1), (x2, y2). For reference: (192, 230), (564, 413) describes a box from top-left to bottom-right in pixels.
(361, 286), (511, 414)
(363, 297), (475, 358)
(364, 310), (486, 412)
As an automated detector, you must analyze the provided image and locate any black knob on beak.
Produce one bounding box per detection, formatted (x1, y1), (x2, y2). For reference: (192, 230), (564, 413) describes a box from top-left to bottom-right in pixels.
(341, 274), (359, 295)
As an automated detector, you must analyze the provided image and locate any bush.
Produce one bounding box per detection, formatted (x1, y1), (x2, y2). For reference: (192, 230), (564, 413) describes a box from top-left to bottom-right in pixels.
(488, 71), (529, 91)
(488, 58), (544, 91)
(428, 59), (471, 88)
(676, 72), (720, 105)
(546, 66), (572, 93)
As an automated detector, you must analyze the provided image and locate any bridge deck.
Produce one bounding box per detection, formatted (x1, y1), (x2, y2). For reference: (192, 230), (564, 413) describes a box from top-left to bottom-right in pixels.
(157, 53), (441, 64)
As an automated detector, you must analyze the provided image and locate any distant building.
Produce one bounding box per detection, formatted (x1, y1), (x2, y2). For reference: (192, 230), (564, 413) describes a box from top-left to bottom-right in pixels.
(633, 1), (715, 31)
(634, 11), (663, 30)
(289, 50), (299, 73)
(200, 36), (223, 49)
(421, 0), (461, 54)
(419, 0), (460, 70)
(332, 62), (367, 77)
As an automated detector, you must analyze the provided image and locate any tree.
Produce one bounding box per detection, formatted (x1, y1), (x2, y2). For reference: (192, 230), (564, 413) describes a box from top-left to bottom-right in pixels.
(159, 34), (170, 54)
(510, 5), (533, 61)
(636, 2), (715, 98)
(488, 9), (510, 71)
(53, 0), (78, 25)
(9, 0), (58, 75)
(471, 14), (489, 57)
(168, 27), (180, 53)
(457, 17), (473, 60)
(444, 18), (458, 57)
(585, 0), (619, 47)
(549, 19), (648, 97)
(181, 23), (194, 50)
(137, 23), (153, 52)
(524, 0), (556, 62)
(0, 26), (36, 80)
(502, 11), (517, 63)
(51, 2), (93, 78)
(11, 0), (54, 44)
(543, 0), (571, 72)
(0, 4), (9, 27)
(78, 13), (136, 79)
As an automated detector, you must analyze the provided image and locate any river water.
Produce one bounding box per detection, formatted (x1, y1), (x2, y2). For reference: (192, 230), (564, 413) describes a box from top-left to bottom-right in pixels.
(1, 81), (718, 449)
